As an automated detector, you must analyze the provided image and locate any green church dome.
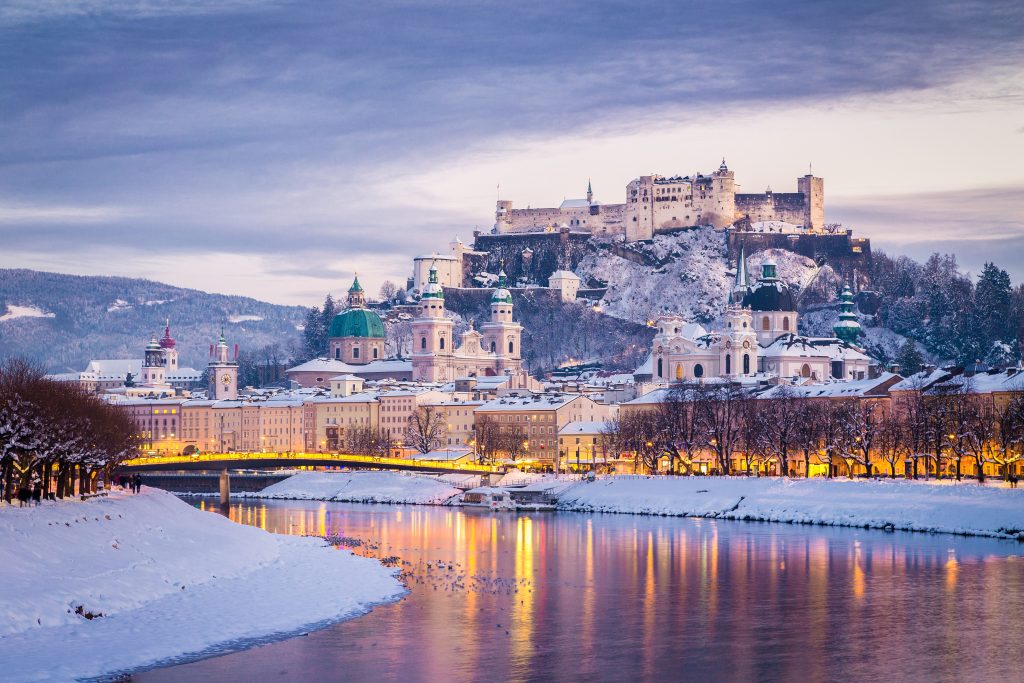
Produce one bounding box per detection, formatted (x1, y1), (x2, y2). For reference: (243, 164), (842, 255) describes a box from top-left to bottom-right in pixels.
(328, 308), (385, 339)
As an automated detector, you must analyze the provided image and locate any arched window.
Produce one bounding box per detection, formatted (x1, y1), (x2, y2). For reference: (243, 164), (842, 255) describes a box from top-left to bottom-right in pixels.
(657, 358), (664, 378)
(783, 317), (791, 331)
(694, 364), (704, 378)
(373, 347), (379, 359)
(725, 355), (731, 374)
(421, 337), (427, 350)
(762, 317), (770, 331)
(490, 341), (496, 352)
(801, 363), (811, 378)
(353, 347), (360, 359)
(335, 348), (340, 360)
(743, 353), (750, 374)
(675, 365), (683, 380)
(440, 337), (445, 349)
(508, 340), (514, 354)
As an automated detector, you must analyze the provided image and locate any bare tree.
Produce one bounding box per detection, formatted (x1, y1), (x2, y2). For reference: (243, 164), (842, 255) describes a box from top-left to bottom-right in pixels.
(992, 392), (1024, 480)
(793, 400), (821, 478)
(761, 386), (801, 477)
(501, 425), (528, 463)
(473, 416), (503, 464)
(701, 382), (744, 475)
(379, 280), (400, 302)
(405, 406), (448, 454)
(847, 400), (885, 478)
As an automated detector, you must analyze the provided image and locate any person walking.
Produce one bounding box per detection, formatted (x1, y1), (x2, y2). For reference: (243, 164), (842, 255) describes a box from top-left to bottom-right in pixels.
(134, 474), (143, 494)
(31, 482), (42, 506)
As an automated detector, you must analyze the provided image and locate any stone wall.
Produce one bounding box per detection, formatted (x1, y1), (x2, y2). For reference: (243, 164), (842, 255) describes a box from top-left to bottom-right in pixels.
(472, 229), (593, 285)
(735, 192), (809, 227)
(728, 230), (871, 274)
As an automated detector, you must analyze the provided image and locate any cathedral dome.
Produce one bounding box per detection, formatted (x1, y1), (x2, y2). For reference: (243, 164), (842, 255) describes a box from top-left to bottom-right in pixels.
(328, 308), (385, 339)
(742, 282), (796, 312)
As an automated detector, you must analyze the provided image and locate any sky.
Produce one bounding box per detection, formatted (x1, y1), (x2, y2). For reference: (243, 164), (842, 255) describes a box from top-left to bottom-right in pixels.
(1, 0), (1022, 306)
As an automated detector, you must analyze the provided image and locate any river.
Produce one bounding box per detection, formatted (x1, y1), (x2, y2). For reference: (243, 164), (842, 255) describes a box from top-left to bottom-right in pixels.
(137, 498), (1023, 682)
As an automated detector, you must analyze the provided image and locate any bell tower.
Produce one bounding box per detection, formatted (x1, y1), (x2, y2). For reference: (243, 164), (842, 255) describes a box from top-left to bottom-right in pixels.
(411, 263), (454, 381)
(208, 329), (239, 400)
(721, 304), (757, 376)
(480, 267), (523, 374)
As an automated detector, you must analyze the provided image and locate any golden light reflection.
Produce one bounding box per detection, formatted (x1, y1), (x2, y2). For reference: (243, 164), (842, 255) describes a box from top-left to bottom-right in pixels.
(945, 550), (959, 592)
(512, 515), (535, 666)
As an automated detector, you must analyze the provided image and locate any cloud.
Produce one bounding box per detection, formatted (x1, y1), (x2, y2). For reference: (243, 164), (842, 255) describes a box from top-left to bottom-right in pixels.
(831, 185), (1024, 279)
(1, 1), (1022, 302)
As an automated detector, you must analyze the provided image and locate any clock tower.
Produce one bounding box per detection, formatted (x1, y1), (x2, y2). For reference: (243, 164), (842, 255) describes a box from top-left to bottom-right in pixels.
(208, 329), (238, 400)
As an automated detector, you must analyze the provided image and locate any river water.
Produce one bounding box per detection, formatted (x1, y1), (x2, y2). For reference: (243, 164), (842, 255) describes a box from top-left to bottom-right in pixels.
(138, 498), (1023, 682)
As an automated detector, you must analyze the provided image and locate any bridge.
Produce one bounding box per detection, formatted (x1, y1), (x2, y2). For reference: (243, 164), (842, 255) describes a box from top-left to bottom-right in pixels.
(120, 451), (504, 476)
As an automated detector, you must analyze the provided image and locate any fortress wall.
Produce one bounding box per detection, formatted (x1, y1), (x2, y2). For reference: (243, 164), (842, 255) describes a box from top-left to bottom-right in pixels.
(473, 230), (592, 285)
(727, 230), (871, 273)
(735, 193), (808, 226)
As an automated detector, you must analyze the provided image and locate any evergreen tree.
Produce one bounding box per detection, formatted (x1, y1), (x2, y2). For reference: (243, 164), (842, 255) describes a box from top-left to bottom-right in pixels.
(895, 338), (924, 375)
(975, 262), (1012, 346)
(301, 306), (323, 360)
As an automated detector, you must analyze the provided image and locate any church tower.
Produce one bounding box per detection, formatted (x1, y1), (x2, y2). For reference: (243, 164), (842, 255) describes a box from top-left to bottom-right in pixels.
(833, 285), (861, 344)
(721, 304), (758, 376)
(411, 263), (454, 381)
(480, 268), (523, 375)
(141, 337), (167, 388)
(730, 244), (751, 304)
(159, 319), (178, 371)
(208, 329), (239, 400)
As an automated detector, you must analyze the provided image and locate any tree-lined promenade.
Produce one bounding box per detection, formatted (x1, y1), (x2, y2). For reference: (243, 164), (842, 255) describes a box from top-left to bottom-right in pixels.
(0, 359), (138, 502)
(609, 376), (1024, 481)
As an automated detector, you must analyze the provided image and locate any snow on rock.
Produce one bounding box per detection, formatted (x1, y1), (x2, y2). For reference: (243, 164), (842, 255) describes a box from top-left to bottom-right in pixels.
(249, 471), (462, 505)
(576, 231), (822, 327)
(556, 477), (1024, 539)
(228, 314), (264, 323)
(0, 304), (56, 322)
(577, 230), (731, 325)
(0, 488), (403, 682)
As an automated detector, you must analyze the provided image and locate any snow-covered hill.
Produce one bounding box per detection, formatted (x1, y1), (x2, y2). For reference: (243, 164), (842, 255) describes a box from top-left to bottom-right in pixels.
(576, 229), (826, 328)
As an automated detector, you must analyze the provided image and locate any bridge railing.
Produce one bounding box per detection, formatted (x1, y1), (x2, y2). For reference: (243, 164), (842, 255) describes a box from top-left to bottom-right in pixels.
(121, 451), (503, 473)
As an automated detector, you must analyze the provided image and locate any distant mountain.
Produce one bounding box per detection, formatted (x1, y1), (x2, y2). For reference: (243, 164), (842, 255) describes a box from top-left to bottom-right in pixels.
(0, 269), (307, 372)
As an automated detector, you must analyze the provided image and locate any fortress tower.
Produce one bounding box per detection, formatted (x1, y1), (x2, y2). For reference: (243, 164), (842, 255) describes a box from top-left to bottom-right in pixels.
(796, 174), (824, 231)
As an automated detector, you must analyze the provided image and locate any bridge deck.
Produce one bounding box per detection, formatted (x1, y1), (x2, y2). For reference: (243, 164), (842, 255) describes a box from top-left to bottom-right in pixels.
(121, 452), (501, 475)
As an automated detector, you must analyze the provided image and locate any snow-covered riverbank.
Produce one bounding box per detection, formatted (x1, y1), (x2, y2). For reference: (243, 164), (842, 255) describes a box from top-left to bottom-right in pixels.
(0, 489), (404, 682)
(245, 470), (462, 505)
(556, 476), (1024, 540)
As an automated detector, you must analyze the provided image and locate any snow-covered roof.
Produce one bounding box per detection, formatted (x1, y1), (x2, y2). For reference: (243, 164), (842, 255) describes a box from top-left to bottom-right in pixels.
(286, 358), (412, 374)
(303, 391), (381, 404)
(757, 373), (899, 400)
(549, 270), (581, 281)
(559, 421), (609, 435)
(409, 448), (473, 462)
(329, 374), (363, 381)
(760, 334), (869, 362)
(559, 198), (596, 209)
(624, 387), (673, 405)
(476, 393), (582, 412)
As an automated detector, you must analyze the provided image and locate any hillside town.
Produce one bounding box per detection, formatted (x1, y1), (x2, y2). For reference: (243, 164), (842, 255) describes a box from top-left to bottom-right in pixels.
(42, 190), (1024, 481)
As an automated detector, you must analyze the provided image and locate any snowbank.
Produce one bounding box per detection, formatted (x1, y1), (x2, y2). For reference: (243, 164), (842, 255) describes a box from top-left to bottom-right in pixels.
(556, 477), (1024, 539)
(0, 489), (403, 682)
(248, 470), (462, 505)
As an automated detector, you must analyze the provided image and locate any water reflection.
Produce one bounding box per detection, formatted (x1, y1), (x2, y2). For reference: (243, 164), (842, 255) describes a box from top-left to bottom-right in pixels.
(149, 500), (1023, 683)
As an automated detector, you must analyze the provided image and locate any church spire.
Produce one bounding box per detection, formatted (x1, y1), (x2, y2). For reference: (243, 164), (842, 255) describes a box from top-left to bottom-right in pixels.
(730, 244), (750, 305)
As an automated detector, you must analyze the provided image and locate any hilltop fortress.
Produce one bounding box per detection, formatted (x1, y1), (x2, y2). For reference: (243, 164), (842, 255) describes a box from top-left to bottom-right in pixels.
(495, 160), (824, 241)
